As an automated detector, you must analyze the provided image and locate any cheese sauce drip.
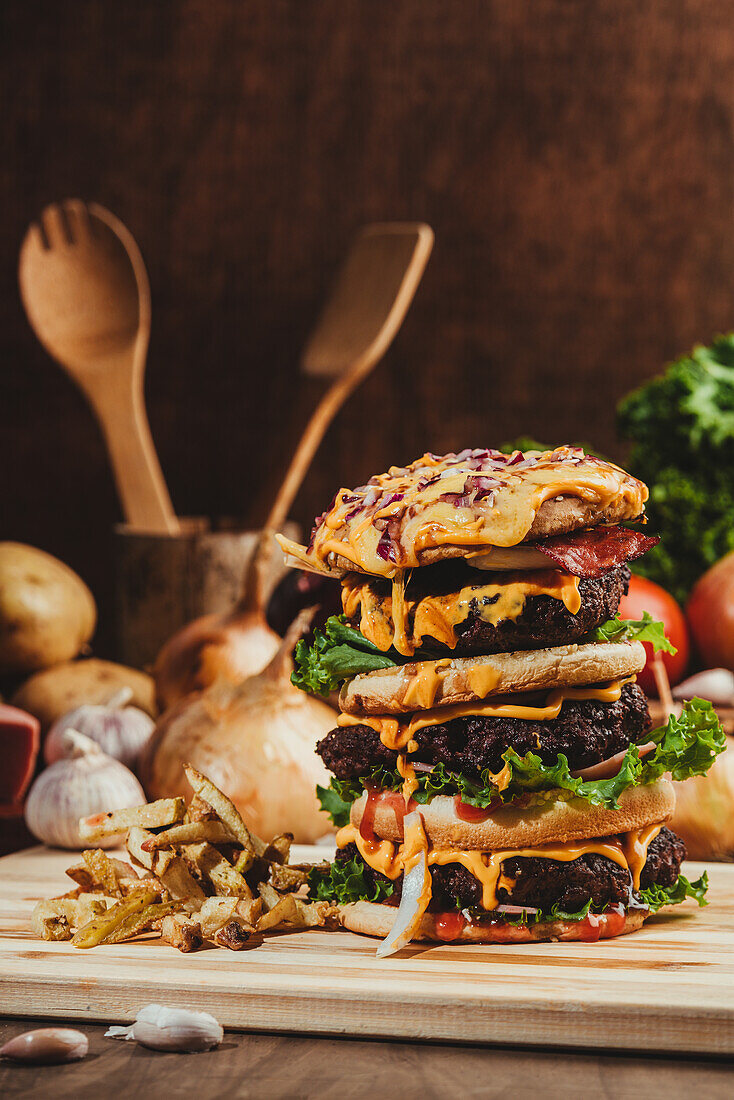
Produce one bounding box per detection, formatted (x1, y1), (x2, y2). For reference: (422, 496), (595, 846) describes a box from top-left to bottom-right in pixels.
(622, 824), (663, 889)
(342, 569), (582, 657)
(335, 825), (633, 911)
(336, 677), (636, 752)
(302, 447), (647, 579)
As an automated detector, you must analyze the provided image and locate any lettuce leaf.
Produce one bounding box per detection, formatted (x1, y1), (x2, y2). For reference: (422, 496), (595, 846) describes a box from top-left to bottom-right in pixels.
(308, 856), (394, 905)
(316, 699), (726, 823)
(639, 871), (708, 912)
(590, 612), (677, 654)
(291, 616), (399, 696)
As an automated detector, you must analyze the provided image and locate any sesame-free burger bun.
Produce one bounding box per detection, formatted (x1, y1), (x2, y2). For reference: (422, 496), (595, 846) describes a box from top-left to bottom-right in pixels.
(339, 640), (647, 716)
(338, 900), (647, 943)
(350, 777), (675, 850)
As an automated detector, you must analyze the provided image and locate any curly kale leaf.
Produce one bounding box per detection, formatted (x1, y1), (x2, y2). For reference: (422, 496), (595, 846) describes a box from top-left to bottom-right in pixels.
(308, 856), (394, 905)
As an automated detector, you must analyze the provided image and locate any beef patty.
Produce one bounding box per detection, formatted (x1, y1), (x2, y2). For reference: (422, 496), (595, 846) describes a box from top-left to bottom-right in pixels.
(332, 826), (685, 913)
(346, 562), (630, 658)
(317, 682), (651, 779)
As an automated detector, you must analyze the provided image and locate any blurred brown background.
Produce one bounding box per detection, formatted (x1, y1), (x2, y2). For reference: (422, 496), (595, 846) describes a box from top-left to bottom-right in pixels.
(2, 1), (734, 654)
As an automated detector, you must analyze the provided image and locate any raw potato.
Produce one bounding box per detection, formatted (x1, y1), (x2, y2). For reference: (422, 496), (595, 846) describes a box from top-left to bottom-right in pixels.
(0, 543), (96, 674)
(12, 659), (156, 732)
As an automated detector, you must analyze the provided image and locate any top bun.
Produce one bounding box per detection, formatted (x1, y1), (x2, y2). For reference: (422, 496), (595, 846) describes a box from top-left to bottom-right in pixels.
(276, 446), (647, 580)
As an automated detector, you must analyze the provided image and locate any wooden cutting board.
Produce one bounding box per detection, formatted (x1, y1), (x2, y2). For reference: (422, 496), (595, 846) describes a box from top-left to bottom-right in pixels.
(1, 845), (733, 1055)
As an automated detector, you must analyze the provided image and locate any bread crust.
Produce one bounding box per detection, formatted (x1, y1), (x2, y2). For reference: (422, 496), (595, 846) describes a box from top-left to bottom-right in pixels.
(339, 640), (647, 716)
(278, 498), (645, 579)
(339, 900), (647, 943)
(350, 778), (675, 849)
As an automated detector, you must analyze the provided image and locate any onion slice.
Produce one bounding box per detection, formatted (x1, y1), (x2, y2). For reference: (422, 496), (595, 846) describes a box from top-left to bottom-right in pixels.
(571, 741), (656, 781)
(376, 811), (432, 958)
(495, 904), (539, 916)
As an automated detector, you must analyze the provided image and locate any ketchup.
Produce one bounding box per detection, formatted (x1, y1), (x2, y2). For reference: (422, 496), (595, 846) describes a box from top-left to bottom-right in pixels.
(382, 789), (416, 828)
(577, 907), (626, 942)
(576, 913), (602, 943)
(434, 911), (467, 941)
(454, 795), (491, 823)
(359, 787), (380, 841)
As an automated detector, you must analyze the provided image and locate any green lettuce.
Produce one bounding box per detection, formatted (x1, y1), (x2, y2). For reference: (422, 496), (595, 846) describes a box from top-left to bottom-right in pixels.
(316, 699), (726, 824)
(639, 871), (708, 912)
(291, 615), (399, 696)
(590, 613), (677, 654)
(308, 855), (394, 905)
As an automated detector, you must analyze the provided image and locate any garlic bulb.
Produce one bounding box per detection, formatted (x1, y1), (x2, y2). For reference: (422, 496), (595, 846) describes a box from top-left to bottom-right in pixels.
(25, 729), (145, 849)
(45, 687), (155, 771)
(141, 611), (334, 842)
(0, 1027), (88, 1064)
(106, 1005), (222, 1052)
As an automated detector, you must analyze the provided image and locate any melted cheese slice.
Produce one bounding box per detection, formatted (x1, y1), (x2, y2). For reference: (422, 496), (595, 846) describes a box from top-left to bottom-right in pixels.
(342, 570), (581, 657)
(303, 447), (647, 579)
(335, 825), (633, 911)
(336, 677), (635, 752)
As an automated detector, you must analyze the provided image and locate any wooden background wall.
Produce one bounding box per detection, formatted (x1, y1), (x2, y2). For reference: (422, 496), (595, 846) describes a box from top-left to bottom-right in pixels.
(2, 1), (734, 656)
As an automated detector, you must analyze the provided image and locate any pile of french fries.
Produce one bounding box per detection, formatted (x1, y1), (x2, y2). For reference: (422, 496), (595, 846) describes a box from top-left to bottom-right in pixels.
(31, 765), (336, 952)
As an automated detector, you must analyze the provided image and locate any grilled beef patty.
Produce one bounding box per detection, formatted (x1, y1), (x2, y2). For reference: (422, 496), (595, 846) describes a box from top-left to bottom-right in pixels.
(346, 562), (630, 658)
(317, 682), (651, 780)
(333, 826), (685, 913)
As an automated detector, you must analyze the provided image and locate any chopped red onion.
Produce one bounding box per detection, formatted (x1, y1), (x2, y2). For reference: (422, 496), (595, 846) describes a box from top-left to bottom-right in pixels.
(496, 904), (539, 915)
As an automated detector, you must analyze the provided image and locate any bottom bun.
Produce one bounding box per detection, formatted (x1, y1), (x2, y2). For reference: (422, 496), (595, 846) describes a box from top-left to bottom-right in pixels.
(340, 900), (648, 944)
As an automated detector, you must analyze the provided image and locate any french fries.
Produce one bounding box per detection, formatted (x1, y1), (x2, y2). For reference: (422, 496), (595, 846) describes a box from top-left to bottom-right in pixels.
(79, 798), (186, 842)
(33, 767), (337, 954)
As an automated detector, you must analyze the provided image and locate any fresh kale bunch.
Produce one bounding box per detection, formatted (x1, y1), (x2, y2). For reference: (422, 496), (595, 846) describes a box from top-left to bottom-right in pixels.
(618, 334), (734, 602)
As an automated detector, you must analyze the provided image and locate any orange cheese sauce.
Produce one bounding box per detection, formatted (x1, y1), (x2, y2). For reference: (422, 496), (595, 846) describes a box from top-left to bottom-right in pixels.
(623, 824), (663, 889)
(303, 447), (647, 579)
(342, 569), (581, 657)
(335, 824), (638, 911)
(336, 677), (636, 752)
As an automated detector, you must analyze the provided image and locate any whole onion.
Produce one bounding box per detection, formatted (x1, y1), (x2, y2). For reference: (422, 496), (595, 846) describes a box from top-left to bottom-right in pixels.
(141, 611), (334, 843)
(44, 688), (154, 771)
(687, 551), (734, 671)
(153, 533), (280, 712)
(670, 736), (734, 860)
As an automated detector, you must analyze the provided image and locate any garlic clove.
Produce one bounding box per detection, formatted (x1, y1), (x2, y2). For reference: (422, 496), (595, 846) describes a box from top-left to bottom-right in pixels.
(25, 730), (146, 849)
(0, 1027), (88, 1064)
(672, 668), (734, 707)
(45, 691), (155, 772)
(105, 1004), (223, 1052)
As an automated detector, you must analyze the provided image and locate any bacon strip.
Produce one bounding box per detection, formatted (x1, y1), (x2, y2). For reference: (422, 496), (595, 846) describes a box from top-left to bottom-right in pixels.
(535, 526), (659, 577)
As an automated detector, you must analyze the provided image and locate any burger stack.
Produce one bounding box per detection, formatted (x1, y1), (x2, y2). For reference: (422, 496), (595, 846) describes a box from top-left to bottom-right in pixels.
(279, 446), (722, 952)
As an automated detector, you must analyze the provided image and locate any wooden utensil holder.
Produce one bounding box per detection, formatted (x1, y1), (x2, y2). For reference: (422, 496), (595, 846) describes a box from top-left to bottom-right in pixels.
(114, 518), (299, 669)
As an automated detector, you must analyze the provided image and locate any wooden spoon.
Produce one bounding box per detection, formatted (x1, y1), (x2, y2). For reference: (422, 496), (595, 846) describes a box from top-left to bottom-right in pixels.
(152, 222), (433, 709)
(264, 221), (434, 532)
(18, 199), (179, 534)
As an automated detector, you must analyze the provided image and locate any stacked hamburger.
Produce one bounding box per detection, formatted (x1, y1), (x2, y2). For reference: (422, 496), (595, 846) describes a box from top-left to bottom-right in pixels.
(279, 446), (723, 952)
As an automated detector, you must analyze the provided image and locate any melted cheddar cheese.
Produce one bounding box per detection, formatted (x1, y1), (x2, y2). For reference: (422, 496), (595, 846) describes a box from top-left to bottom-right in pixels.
(287, 447), (647, 580)
(623, 824), (663, 889)
(336, 677), (636, 752)
(335, 824), (634, 911)
(342, 569), (581, 657)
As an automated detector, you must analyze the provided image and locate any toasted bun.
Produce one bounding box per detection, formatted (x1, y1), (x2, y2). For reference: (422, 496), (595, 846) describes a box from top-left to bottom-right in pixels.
(339, 900), (647, 943)
(350, 778), (675, 849)
(339, 640), (646, 716)
(278, 497), (645, 580)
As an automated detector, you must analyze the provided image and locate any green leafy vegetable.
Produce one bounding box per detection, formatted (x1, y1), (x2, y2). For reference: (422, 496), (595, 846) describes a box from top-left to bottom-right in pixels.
(639, 871), (708, 912)
(308, 856), (394, 905)
(292, 615), (398, 696)
(316, 699), (726, 824)
(618, 334), (734, 602)
(590, 613), (677, 654)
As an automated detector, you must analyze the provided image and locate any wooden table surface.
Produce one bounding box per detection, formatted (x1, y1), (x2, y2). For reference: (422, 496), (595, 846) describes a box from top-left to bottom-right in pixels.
(0, 1018), (732, 1099)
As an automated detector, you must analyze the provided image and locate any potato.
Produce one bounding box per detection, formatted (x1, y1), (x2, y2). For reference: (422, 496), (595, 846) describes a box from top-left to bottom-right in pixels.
(12, 658), (156, 732)
(0, 543), (96, 674)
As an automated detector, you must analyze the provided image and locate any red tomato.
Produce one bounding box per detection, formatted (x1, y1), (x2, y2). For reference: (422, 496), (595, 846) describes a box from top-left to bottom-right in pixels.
(617, 575), (689, 694)
(686, 551), (734, 672)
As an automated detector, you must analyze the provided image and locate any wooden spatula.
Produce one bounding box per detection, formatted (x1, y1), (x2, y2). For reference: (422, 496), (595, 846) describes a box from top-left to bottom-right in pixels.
(265, 221), (434, 533)
(19, 200), (179, 534)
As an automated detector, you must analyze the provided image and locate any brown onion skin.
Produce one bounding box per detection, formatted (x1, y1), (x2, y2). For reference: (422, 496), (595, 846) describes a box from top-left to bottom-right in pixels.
(686, 552), (734, 672)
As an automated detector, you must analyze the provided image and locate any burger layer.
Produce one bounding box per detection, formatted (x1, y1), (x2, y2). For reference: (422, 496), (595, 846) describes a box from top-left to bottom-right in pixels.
(342, 562), (630, 658)
(333, 825), (684, 913)
(318, 682), (650, 779)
